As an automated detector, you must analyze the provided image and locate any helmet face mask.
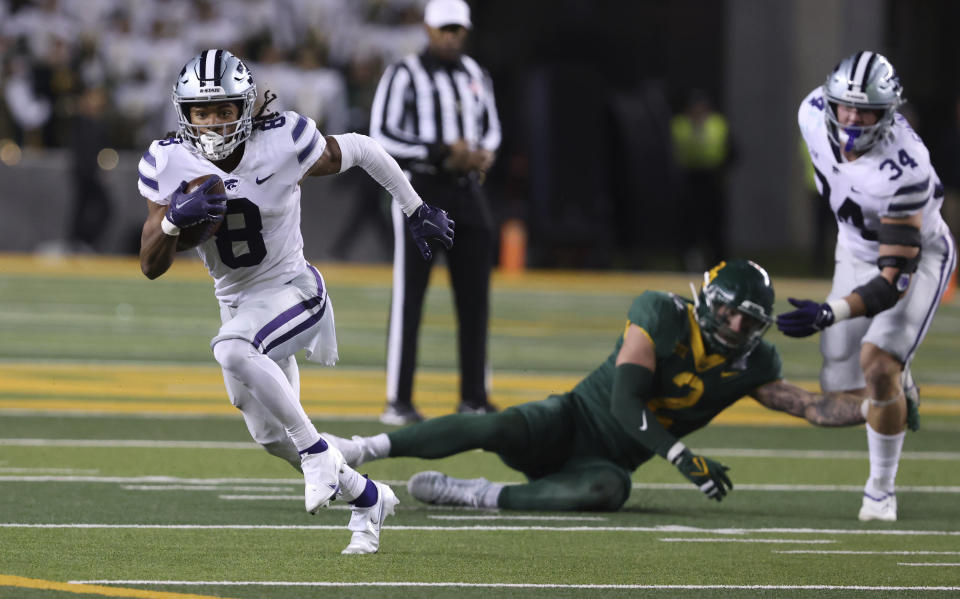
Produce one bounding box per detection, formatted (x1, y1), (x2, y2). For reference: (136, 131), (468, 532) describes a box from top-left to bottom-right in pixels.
(694, 260), (775, 358)
(172, 49), (257, 161)
(822, 51), (903, 154)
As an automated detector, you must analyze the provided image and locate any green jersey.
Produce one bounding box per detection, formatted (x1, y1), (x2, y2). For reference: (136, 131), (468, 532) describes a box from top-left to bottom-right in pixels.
(571, 291), (782, 470)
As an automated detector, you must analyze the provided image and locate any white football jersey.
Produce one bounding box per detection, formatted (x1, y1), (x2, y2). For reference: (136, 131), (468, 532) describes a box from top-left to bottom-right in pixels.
(798, 87), (950, 263)
(137, 111), (327, 305)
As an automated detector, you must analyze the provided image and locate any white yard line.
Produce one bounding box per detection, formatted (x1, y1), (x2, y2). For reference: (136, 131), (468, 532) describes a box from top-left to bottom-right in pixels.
(3, 439), (959, 460)
(631, 483), (960, 493)
(660, 538), (835, 544)
(899, 563), (960, 567)
(4, 523), (960, 535)
(64, 581), (960, 591)
(427, 515), (608, 521)
(218, 495), (303, 500)
(0, 439), (259, 449)
(123, 485), (296, 492)
(699, 448), (960, 461)
(3, 474), (959, 494)
(777, 550), (960, 555)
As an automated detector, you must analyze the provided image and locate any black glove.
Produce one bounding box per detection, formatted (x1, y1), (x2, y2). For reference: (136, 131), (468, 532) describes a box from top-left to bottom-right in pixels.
(673, 450), (733, 501)
(776, 298), (835, 338)
(406, 203), (455, 260)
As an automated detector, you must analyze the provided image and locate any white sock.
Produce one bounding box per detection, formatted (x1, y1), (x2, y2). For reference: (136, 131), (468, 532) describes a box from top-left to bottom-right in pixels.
(478, 483), (504, 508)
(864, 423), (904, 497)
(214, 339), (319, 451)
(337, 464), (369, 503)
(366, 433), (391, 460)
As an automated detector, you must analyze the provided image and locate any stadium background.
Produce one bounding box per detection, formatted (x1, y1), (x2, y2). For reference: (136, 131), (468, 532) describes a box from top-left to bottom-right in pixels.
(1, 0), (959, 275)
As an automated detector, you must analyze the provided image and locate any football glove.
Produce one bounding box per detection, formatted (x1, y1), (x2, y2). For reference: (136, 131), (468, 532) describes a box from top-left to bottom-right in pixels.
(406, 203), (455, 260)
(776, 298), (835, 338)
(165, 178), (227, 229)
(673, 449), (733, 501)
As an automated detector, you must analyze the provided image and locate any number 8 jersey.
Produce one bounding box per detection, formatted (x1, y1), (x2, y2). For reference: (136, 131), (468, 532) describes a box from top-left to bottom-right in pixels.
(798, 88), (950, 263)
(137, 111), (327, 306)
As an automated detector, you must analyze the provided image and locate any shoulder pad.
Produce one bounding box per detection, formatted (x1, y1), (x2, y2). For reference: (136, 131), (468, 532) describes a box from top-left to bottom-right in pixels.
(863, 128), (934, 213)
(138, 138), (184, 201)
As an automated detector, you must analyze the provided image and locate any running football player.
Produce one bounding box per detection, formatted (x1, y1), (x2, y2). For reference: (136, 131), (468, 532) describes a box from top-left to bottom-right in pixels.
(779, 51), (956, 521)
(326, 260), (867, 511)
(137, 49), (455, 553)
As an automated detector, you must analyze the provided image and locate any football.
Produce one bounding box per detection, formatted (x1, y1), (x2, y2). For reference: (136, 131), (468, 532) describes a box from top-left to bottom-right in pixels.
(174, 174), (226, 251)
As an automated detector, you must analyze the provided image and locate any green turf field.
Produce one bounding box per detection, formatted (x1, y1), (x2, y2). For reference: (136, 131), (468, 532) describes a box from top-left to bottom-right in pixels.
(1, 254), (959, 598)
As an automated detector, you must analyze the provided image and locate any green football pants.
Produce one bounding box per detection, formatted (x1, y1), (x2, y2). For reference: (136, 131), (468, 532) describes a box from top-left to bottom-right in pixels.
(388, 410), (630, 511)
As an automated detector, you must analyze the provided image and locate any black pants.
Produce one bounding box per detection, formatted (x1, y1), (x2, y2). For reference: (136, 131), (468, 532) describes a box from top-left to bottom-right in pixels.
(386, 173), (495, 409)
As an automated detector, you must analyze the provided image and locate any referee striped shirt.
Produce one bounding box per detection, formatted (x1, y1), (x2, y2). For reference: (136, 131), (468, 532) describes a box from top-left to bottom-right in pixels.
(370, 51), (501, 168)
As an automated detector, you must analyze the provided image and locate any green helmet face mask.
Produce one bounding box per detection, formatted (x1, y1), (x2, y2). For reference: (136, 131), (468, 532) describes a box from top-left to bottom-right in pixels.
(693, 259), (775, 358)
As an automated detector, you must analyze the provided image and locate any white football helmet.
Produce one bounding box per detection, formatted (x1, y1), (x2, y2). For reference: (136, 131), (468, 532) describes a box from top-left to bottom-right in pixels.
(822, 51), (903, 154)
(172, 49), (257, 160)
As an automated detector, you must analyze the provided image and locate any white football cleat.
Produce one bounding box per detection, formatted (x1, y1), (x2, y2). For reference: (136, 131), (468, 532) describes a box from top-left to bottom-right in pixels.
(858, 492), (897, 522)
(319, 432), (366, 467)
(408, 470), (491, 508)
(301, 443), (345, 514)
(341, 481), (399, 555)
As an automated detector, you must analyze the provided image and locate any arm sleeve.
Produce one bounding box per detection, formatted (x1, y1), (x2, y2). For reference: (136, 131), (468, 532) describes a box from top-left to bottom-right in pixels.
(333, 132), (423, 216)
(610, 363), (680, 459)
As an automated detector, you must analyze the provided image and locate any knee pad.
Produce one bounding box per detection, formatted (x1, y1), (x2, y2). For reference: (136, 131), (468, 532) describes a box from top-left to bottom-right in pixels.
(582, 467), (631, 511)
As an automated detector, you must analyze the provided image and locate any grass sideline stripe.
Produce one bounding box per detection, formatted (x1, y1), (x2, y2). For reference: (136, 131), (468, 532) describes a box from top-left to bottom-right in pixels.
(0, 574), (235, 599)
(65, 581), (960, 591)
(5, 523), (960, 535)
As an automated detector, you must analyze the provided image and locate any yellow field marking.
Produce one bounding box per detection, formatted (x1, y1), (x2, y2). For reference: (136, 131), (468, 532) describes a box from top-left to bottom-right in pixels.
(0, 253), (834, 296)
(0, 574), (234, 599)
(4, 362), (960, 423)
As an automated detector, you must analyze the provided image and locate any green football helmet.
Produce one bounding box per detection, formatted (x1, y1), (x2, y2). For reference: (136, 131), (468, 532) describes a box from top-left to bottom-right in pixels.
(693, 259), (775, 357)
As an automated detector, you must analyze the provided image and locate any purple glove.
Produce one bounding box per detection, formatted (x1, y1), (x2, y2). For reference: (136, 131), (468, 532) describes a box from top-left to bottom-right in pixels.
(166, 178), (227, 229)
(775, 298), (835, 338)
(406, 203), (455, 260)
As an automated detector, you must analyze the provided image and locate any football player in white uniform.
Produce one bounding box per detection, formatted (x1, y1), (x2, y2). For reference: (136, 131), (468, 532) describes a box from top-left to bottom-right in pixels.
(137, 50), (455, 554)
(779, 51), (957, 522)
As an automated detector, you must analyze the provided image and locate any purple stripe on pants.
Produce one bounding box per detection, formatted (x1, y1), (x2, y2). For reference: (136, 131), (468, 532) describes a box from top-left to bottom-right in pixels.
(905, 233), (957, 359)
(251, 265), (327, 352)
(263, 304), (326, 354)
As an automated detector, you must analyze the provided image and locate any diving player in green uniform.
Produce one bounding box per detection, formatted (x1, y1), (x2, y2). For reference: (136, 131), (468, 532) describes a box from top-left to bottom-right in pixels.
(324, 260), (867, 511)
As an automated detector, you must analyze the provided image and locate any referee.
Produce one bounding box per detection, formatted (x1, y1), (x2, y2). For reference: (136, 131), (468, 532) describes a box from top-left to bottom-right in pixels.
(370, 0), (501, 425)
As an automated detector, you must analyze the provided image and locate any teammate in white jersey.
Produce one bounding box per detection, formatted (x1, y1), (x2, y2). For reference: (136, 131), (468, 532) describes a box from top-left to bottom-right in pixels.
(778, 51), (957, 522)
(137, 49), (455, 554)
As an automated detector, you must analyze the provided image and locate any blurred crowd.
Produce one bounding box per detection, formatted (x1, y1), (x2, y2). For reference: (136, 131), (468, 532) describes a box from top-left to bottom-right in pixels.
(0, 0), (432, 149)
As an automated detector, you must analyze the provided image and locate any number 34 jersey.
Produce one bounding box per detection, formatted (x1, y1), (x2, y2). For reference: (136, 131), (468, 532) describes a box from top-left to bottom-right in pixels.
(798, 88), (950, 263)
(137, 111), (327, 305)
